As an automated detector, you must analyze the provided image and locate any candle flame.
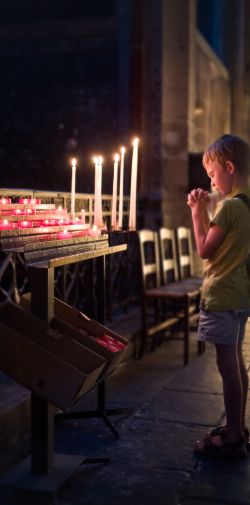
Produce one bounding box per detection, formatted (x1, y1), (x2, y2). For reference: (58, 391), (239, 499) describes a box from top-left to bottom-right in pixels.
(3, 219), (8, 225)
(114, 153), (120, 162)
(92, 225), (97, 231)
(121, 146), (126, 154)
(93, 155), (103, 165)
(71, 158), (77, 167)
(58, 206), (62, 210)
(132, 137), (139, 147)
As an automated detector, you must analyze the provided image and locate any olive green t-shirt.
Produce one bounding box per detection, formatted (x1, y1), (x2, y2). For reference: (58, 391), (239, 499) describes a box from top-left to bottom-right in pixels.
(201, 188), (250, 310)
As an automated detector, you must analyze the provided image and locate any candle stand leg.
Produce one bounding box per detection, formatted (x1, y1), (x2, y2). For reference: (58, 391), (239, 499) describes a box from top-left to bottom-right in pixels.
(55, 380), (133, 440)
(31, 393), (55, 475)
(56, 255), (134, 438)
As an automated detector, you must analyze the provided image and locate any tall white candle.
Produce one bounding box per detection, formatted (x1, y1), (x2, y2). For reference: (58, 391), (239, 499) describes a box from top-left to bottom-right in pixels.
(97, 156), (103, 228)
(118, 147), (126, 229)
(93, 156), (99, 226)
(111, 153), (119, 229)
(93, 155), (103, 228)
(71, 158), (77, 219)
(129, 138), (139, 230)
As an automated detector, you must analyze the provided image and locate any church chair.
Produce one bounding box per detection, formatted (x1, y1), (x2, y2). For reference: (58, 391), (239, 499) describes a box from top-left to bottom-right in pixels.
(138, 229), (201, 365)
(175, 226), (203, 289)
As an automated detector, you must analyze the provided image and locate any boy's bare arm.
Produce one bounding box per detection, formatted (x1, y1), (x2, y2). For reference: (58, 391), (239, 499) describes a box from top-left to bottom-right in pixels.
(187, 189), (225, 259)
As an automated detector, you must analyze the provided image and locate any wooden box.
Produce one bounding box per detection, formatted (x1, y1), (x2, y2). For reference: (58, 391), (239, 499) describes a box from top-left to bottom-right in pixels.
(0, 302), (106, 410)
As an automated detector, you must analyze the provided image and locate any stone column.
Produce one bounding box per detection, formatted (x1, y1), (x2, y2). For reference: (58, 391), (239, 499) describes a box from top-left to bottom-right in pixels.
(139, 0), (196, 229)
(117, 0), (196, 229)
(161, 0), (196, 229)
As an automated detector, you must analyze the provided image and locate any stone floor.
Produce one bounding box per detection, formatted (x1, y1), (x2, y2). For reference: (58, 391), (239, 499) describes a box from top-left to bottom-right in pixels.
(0, 317), (250, 504)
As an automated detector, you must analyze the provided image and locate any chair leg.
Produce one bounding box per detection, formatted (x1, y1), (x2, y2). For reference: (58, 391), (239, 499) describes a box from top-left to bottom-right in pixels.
(138, 304), (147, 359)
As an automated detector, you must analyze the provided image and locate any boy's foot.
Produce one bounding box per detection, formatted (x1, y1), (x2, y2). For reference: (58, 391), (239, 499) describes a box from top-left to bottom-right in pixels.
(194, 432), (247, 459)
(208, 425), (250, 451)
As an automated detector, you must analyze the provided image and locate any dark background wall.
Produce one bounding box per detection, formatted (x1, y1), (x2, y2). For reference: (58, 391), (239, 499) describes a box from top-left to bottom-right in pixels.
(0, 28), (119, 193)
(0, 1), (131, 195)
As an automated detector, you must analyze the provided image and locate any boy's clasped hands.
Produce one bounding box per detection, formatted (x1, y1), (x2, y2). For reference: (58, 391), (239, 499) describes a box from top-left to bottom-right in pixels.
(187, 188), (211, 210)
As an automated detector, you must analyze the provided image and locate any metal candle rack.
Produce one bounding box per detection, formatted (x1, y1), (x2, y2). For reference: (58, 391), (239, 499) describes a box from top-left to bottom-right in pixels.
(0, 201), (131, 492)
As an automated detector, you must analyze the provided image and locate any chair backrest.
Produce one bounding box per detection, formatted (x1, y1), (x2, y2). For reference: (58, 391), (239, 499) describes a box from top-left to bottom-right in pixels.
(138, 230), (161, 290)
(158, 227), (179, 284)
(176, 226), (194, 279)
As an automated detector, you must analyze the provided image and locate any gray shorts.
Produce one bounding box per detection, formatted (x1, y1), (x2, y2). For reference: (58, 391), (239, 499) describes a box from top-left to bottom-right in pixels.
(198, 309), (249, 345)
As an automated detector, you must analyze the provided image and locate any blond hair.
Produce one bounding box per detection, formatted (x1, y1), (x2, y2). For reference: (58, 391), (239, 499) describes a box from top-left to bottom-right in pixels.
(203, 134), (250, 176)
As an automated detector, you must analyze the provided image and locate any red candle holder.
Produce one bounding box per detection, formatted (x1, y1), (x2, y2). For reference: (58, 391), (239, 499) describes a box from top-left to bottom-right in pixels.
(24, 208), (35, 215)
(19, 220), (33, 228)
(19, 198), (41, 204)
(0, 198), (11, 205)
(88, 226), (101, 236)
(57, 230), (73, 240)
(0, 220), (14, 230)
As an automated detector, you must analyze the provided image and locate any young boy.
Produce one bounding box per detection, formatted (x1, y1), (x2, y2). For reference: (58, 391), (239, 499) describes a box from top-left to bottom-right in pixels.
(187, 133), (250, 459)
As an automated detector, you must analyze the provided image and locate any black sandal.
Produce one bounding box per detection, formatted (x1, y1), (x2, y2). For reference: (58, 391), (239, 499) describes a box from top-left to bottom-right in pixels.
(194, 432), (247, 459)
(209, 426), (250, 451)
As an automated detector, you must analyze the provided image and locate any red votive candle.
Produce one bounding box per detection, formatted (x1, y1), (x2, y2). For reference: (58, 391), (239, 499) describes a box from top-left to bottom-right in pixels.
(0, 198), (11, 205)
(58, 230), (73, 239)
(19, 198), (41, 204)
(88, 225), (101, 236)
(19, 220), (33, 228)
(0, 220), (14, 230)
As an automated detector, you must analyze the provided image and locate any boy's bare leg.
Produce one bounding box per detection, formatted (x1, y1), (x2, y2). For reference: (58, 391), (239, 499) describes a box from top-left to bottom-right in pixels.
(215, 343), (243, 442)
(237, 340), (249, 430)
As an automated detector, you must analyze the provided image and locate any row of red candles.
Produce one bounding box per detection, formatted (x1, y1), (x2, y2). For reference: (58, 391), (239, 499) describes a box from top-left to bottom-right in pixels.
(95, 334), (126, 353)
(0, 198), (41, 205)
(0, 209), (67, 216)
(0, 219), (83, 230)
(0, 222), (100, 237)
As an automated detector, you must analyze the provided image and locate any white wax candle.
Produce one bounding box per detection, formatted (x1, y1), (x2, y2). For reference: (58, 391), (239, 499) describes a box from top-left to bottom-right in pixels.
(97, 156), (103, 228)
(111, 153), (119, 229)
(93, 155), (103, 228)
(71, 158), (77, 219)
(129, 138), (139, 230)
(118, 147), (126, 229)
(93, 156), (99, 226)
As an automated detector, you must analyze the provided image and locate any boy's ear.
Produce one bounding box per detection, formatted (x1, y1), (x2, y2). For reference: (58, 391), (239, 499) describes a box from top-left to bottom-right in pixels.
(226, 160), (235, 174)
